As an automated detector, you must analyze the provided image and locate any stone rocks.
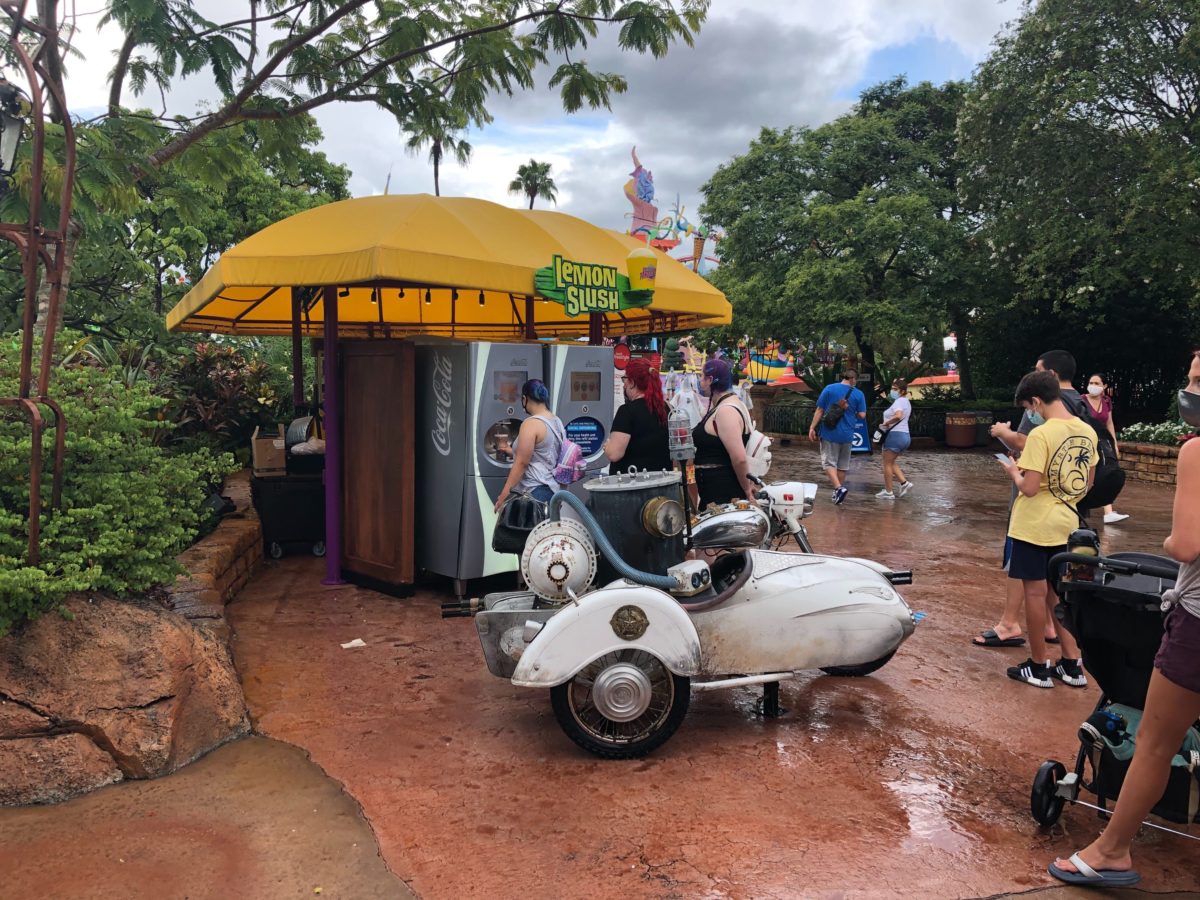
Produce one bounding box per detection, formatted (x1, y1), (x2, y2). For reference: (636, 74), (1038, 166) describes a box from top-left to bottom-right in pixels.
(0, 594), (250, 806)
(1118, 441), (1181, 486)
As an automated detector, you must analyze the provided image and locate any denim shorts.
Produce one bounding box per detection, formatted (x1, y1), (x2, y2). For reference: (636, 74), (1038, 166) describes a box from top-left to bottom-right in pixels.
(1155, 604), (1200, 694)
(1007, 538), (1067, 582)
(883, 431), (911, 454)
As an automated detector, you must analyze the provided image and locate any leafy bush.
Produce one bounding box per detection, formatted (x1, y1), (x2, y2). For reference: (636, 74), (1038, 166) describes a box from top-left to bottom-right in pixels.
(1118, 421), (1194, 446)
(0, 336), (237, 636)
(167, 340), (288, 455)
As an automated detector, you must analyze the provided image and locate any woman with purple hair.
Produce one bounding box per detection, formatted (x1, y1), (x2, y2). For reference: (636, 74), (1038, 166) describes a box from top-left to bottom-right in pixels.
(692, 358), (756, 508)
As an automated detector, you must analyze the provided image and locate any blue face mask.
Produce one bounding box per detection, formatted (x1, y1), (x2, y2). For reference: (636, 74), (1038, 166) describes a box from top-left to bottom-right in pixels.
(889, 390), (899, 400)
(1027, 409), (1045, 426)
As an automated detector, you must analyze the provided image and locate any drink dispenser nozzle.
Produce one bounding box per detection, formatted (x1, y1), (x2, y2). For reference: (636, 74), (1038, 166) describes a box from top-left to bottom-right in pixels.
(668, 405), (695, 462)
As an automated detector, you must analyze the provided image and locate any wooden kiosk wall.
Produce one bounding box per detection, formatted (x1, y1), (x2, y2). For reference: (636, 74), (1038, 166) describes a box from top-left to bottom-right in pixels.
(340, 340), (416, 592)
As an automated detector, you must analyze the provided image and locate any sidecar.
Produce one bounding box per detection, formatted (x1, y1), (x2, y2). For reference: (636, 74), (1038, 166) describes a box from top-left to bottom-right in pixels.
(464, 473), (917, 758)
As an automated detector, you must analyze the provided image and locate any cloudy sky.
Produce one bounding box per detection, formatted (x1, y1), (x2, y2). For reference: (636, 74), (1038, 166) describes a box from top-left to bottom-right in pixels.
(60, 0), (1020, 233)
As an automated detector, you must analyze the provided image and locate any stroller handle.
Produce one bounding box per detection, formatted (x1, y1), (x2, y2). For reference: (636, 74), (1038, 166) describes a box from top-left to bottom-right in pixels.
(1048, 552), (1179, 594)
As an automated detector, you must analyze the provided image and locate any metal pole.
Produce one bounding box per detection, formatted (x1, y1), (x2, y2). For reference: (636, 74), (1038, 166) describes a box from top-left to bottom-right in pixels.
(291, 292), (304, 410)
(321, 285), (345, 585)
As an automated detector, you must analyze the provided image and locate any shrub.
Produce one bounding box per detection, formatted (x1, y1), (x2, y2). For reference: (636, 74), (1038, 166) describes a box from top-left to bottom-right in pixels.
(1118, 421), (1194, 447)
(0, 336), (237, 636)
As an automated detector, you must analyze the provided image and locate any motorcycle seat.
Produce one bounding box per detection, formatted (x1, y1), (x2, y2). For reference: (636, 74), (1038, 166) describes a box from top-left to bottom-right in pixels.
(679, 551), (754, 612)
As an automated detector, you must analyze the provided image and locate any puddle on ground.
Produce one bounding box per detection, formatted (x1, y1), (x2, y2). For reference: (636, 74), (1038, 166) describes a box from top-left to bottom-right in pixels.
(884, 769), (979, 854)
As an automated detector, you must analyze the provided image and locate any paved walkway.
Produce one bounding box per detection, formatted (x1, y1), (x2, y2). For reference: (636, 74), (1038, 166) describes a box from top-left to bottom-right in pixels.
(222, 446), (1199, 899)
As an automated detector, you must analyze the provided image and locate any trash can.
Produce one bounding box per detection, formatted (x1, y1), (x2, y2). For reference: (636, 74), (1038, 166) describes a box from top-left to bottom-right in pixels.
(944, 412), (977, 449)
(251, 474), (326, 558)
(968, 410), (995, 447)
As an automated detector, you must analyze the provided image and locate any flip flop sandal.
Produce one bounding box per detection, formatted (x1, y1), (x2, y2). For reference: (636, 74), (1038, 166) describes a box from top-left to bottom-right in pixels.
(1046, 635), (1060, 644)
(973, 629), (1026, 648)
(1048, 854), (1140, 887)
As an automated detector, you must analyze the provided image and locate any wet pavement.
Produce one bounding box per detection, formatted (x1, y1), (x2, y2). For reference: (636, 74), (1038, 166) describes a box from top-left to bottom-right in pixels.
(0, 736), (409, 899)
(3, 445), (1196, 899)
(218, 444), (1197, 899)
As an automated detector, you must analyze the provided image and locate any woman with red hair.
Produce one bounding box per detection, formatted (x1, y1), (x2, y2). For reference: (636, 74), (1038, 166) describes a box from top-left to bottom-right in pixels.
(605, 357), (671, 473)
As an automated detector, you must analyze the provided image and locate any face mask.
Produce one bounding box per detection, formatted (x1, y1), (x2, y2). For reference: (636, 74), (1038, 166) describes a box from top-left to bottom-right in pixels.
(1087, 385), (1104, 397)
(1027, 409), (1045, 427)
(889, 390), (899, 400)
(1178, 389), (1200, 428)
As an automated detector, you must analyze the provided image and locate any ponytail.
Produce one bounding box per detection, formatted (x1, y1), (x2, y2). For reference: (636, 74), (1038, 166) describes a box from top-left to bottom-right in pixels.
(624, 358), (667, 425)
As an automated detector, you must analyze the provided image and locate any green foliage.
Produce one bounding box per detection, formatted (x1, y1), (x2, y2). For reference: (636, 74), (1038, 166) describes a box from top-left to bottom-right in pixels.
(799, 358), (844, 394)
(166, 341), (290, 454)
(661, 336), (684, 371)
(960, 0), (1200, 417)
(1119, 421), (1193, 446)
(508, 159), (559, 209)
(0, 335), (237, 636)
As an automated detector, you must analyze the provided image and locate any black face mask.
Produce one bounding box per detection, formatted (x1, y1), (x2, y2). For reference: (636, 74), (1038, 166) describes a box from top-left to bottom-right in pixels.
(1179, 389), (1200, 428)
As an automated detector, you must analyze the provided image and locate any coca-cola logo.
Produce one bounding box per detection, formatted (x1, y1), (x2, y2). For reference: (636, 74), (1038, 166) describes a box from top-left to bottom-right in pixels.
(431, 353), (453, 457)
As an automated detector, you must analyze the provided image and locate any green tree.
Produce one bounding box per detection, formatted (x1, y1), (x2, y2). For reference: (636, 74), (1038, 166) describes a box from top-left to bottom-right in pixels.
(959, 0), (1200, 414)
(508, 159), (559, 209)
(702, 80), (984, 395)
(404, 103), (473, 196)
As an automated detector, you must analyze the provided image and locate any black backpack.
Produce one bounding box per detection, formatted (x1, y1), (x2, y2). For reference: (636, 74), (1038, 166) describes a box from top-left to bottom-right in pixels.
(1061, 393), (1125, 511)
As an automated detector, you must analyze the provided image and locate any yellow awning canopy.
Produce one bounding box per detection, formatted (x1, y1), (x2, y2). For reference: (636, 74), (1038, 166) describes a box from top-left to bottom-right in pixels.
(165, 194), (731, 339)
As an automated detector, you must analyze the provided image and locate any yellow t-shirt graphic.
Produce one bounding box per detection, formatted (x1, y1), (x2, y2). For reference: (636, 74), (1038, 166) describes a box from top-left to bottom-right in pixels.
(1008, 417), (1098, 547)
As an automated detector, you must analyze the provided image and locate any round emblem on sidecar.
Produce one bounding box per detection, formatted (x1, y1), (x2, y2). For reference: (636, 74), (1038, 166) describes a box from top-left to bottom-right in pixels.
(610, 605), (649, 641)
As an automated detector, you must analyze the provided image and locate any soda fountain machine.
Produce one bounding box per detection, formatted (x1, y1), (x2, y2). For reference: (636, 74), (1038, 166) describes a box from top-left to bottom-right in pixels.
(542, 342), (614, 490)
(414, 338), (544, 598)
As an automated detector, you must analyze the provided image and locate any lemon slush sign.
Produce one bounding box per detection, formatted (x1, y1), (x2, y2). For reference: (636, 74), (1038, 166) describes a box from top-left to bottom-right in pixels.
(534, 252), (656, 317)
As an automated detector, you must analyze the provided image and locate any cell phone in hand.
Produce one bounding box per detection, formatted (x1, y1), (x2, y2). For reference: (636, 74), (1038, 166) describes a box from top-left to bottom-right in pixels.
(994, 452), (1012, 464)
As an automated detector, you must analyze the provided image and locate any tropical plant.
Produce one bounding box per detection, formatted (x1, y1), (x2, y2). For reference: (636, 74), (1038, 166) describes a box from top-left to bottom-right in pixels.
(403, 103), (473, 197)
(0, 334), (238, 635)
(508, 159), (559, 209)
(799, 357), (844, 394)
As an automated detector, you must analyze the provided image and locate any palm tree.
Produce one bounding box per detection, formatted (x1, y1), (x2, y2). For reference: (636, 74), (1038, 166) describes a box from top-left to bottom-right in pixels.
(403, 108), (472, 197)
(509, 159), (559, 209)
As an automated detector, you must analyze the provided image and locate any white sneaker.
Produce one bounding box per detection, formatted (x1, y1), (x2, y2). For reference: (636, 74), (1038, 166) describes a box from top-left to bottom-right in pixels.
(875, 489), (896, 500)
(897, 481), (914, 497)
(1103, 512), (1129, 524)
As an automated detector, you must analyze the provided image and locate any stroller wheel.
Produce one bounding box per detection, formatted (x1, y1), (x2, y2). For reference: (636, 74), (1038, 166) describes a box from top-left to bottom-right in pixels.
(1031, 760), (1067, 826)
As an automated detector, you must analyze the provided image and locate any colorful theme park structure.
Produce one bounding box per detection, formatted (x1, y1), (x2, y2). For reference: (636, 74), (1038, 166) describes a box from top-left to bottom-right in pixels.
(624, 147), (722, 273)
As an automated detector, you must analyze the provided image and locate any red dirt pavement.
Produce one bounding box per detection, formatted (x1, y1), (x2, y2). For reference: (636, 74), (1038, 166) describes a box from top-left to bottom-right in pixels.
(224, 446), (1200, 899)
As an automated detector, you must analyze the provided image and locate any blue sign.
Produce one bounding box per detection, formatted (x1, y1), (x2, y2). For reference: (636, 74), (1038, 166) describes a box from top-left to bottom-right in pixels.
(567, 416), (605, 457)
(850, 417), (871, 454)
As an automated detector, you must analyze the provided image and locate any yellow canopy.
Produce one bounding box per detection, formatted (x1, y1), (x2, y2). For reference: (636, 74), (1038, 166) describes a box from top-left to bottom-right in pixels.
(165, 194), (731, 339)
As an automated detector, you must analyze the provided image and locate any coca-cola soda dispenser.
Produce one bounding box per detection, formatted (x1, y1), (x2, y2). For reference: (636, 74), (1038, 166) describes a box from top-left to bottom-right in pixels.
(542, 342), (614, 491)
(413, 338), (544, 597)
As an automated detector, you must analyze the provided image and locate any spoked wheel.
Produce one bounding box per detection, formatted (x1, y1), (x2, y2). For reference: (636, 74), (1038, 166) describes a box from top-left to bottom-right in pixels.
(550, 649), (689, 759)
(821, 650), (896, 677)
(1031, 759), (1068, 826)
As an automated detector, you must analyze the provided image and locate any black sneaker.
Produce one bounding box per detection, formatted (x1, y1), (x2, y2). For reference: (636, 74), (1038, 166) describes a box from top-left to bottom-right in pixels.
(1053, 658), (1088, 688)
(1007, 658), (1054, 688)
(833, 486), (849, 505)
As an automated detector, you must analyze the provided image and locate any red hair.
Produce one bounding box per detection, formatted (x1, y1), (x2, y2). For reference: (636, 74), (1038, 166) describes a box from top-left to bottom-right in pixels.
(624, 358), (667, 425)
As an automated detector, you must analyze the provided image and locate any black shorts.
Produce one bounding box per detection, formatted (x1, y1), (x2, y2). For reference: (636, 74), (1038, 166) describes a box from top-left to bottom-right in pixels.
(1006, 538), (1067, 582)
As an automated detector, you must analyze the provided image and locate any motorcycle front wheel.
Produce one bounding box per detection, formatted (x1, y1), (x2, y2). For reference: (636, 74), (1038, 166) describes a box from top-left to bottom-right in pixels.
(550, 649), (690, 759)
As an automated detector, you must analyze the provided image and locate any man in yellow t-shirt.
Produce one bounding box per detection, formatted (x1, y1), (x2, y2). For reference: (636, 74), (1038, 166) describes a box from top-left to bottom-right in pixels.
(997, 370), (1097, 688)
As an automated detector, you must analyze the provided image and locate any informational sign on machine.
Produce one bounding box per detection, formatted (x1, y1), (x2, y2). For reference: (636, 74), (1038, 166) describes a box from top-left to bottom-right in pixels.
(533, 251), (657, 317)
(566, 416), (605, 456)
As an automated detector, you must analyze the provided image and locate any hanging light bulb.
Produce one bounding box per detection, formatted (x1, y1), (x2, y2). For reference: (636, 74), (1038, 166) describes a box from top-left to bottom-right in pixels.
(370, 288), (379, 304)
(451, 289), (459, 302)
(478, 290), (485, 307)
(399, 288), (405, 299)
(424, 289), (431, 305)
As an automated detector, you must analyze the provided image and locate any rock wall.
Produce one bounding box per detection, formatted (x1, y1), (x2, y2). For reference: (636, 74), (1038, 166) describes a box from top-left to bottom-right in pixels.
(0, 471), (262, 806)
(1118, 441), (1180, 486)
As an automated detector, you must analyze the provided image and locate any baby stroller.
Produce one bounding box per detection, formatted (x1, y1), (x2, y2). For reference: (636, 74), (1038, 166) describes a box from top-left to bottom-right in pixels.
(1029, 533), (1200, 834)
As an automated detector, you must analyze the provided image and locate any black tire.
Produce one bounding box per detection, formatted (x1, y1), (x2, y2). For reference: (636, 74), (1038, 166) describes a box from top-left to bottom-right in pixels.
(1031, 760), (1067, 826)
(550, 649), (690, 759)
(269, 541), (284, 559)
(821, 650), (896, 677)
(312, 541), (326, 557)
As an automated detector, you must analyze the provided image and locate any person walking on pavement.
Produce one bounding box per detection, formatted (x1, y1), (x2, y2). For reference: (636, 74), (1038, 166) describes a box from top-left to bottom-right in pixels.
(1048, 351), (1200, 888)
(876, 378), (914, 500)
(1084, 372), (1129, 524)
(809, 369), (867, 504)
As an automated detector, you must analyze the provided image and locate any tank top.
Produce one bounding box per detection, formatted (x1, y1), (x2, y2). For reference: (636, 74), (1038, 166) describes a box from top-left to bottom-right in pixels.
(1163, 555), (1200, 619)
(516, 414), (564, 494)
(692, 393), (748, 467)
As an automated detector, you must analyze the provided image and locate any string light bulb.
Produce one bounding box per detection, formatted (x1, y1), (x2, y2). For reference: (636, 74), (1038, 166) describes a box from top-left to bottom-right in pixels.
(370, 288), (379, 304)
(424, 289), (431, 305)
(478, 290), (485, 307)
